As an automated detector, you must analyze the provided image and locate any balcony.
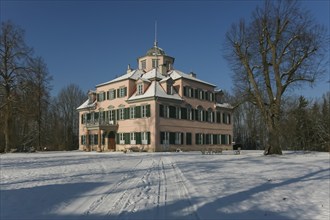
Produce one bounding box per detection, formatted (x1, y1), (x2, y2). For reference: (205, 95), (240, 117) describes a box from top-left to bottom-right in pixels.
(85, 120), (118, 131)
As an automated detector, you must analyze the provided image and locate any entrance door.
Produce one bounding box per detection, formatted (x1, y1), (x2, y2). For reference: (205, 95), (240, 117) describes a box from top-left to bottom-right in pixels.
(108, 131), (116, 151)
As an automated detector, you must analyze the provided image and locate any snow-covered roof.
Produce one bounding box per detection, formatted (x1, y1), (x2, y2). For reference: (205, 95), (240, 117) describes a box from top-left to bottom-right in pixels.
(127, 81), (182, 102)
(77, 99), (96, 110)
(169, 70), (216, 87)
(215, 103), (234, 109)
(142, 69), (165, 80)
(96, 69), (144, 87)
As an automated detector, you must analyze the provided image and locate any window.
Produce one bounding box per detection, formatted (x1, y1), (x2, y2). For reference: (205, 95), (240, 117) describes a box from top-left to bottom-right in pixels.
(119, 133), (125, 144)
(118, 87), (127, 98)
(94, 134), (98, 145)
(169, 106), (177, 118)
(175, 132), (182, 145)
(130, 107), (135, 119)
(137, 83), (143, 95)
(196, 133), (204, 145)
(141, 105), (150, 118)
(186, 133), (192, 145)
(119, 108), (125, 120)
(152, 59), (158, 68)
(130, 133), (136, 145)
(108, 89), (116, 100)
(81, 135), (86, 145)
(97, 92), (105, 102)
(141, 132), (150, 145)
(181, 107), (187, 119)
(141, 60), (146, 69)
(208, 109), (214, 123)
(216, 112), (221, 123)
(160, 132), (169, 145)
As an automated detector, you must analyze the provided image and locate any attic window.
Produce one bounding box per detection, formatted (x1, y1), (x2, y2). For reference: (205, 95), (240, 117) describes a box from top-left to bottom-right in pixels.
(167, 84), (174, 95)
(141, 60), (146, 69)
(137, 83), (143, 95)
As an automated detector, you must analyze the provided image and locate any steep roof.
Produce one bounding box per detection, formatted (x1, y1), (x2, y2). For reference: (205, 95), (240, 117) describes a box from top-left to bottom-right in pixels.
(169, 70), (216, 87)
(96, 69), (144, 87)
(77, 99), (96, 110)
(127, 81), (182, 102)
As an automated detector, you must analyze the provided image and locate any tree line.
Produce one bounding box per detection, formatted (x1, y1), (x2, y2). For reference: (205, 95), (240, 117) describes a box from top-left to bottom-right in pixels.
(231, 93), (329, 152)
(0, 21), (85, 153)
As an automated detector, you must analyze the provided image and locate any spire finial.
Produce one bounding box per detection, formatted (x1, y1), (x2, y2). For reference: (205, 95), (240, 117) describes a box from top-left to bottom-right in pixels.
(154, 20), (158, 47)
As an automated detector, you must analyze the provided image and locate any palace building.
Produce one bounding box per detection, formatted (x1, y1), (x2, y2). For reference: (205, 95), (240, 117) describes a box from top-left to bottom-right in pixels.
(77, 41), (233, 152)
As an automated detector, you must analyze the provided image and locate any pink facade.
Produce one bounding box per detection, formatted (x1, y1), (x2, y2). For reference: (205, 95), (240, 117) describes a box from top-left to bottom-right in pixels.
(77, 43), (233, 152)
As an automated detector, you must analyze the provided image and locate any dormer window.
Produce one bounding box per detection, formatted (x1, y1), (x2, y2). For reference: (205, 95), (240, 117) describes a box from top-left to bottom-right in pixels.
(137, 83), (143, 95)
(152, 59), (158, 68)
(141, 60), (146, 70)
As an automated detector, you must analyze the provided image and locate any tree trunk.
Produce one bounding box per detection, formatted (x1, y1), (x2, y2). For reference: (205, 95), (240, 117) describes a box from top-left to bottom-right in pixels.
(4, 108), (13, 153)
(264, 112), (282, 155)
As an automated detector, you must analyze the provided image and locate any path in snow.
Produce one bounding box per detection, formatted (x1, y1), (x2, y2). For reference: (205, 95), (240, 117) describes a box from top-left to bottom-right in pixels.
(1, 151), (329, 220)
(55, 154), (199, 219)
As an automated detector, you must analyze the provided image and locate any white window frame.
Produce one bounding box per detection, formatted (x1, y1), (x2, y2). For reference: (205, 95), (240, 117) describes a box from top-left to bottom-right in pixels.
(142, 132), (148, 145)
(137, 83), (143, 95)
(119, 87), (126, 98)
(130, 107), (135, 119)
(141, 105), (147, 118)
(175, 132), (181, 145)
(119, 133), (125, 144)
(119, 108), (125, 120)
(130, 133), (136, 145)
(141, 60), (146, 69)
(109, 89), (115, 100)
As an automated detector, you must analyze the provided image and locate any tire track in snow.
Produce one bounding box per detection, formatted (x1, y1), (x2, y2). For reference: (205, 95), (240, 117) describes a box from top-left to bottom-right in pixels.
(166, 157), (200, 220)
(83, 157), (145, 216)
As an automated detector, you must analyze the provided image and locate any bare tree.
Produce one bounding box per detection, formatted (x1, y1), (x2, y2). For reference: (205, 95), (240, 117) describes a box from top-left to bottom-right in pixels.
(56, 84), (85, 150)
(0, 21), (33, 152)
(224, 0), (328, 155)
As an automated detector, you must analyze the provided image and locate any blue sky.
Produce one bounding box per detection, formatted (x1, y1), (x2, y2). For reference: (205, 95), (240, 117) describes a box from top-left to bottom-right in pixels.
(1, 0), (329, 99)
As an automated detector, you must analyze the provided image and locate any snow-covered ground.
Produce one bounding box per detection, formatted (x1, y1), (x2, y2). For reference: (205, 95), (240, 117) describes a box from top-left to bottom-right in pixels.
(0, 151), (329, 220)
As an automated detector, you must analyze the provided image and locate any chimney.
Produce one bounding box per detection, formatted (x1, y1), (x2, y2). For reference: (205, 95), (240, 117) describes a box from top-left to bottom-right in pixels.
(189, 72), (196, 78)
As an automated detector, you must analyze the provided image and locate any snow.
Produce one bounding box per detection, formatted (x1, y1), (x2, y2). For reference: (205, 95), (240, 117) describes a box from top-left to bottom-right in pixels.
(1, 151), (329, 220)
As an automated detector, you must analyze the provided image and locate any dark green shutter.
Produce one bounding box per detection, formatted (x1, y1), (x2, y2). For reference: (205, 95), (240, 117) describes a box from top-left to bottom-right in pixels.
(116, 133), (119, 144)
(135, 106), (141, 118)
(181, 133), (184, 145)
(124, 108), (129, 119)
(146, 105), (151, 117)
(136, 132), (141, 144)
(160, 132), (165, 144)
(160, 104), (164, 117)
(124, 87), (127, 96)
(117, 109), (119, 120)
(169, 132), (175, 145)
(183, 87), (187, 96)
(196, 134), (199, 145)
(124, 133), (130, 144)
(147, 132), (150, 144)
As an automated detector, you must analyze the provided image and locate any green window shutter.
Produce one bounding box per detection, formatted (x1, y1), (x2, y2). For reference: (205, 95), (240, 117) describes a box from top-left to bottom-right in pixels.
(228, 114), (231, 124)
(195, 134), (199, 145)
(124, 133), (130, 144)
(169, 106), (176, 118)
(160, 132), (165, 144)
(117, 89), (120, 97)
(181, 107), (187, 119)
(124, 87), (127, 96)
(116, 109), (119, 120)
(116, 133), (119, 144)
(136, 132), (141, 144)
(195, 89), (199, 99)
(160, 104), (164, 117)
(169, 132), (175, 145)
(183, 87), (187, 96)
(217, 112), (221, 123)
(135, 106), (141, 118)
(186, 133), (192, 145)
(147, 132), (150, 144)
(213, 134), (218, 144)
(114, 90), (116, 99)
(124, 108), (129, 119)
(181, 133), (184, 145)
(146, 105), (151, 117)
